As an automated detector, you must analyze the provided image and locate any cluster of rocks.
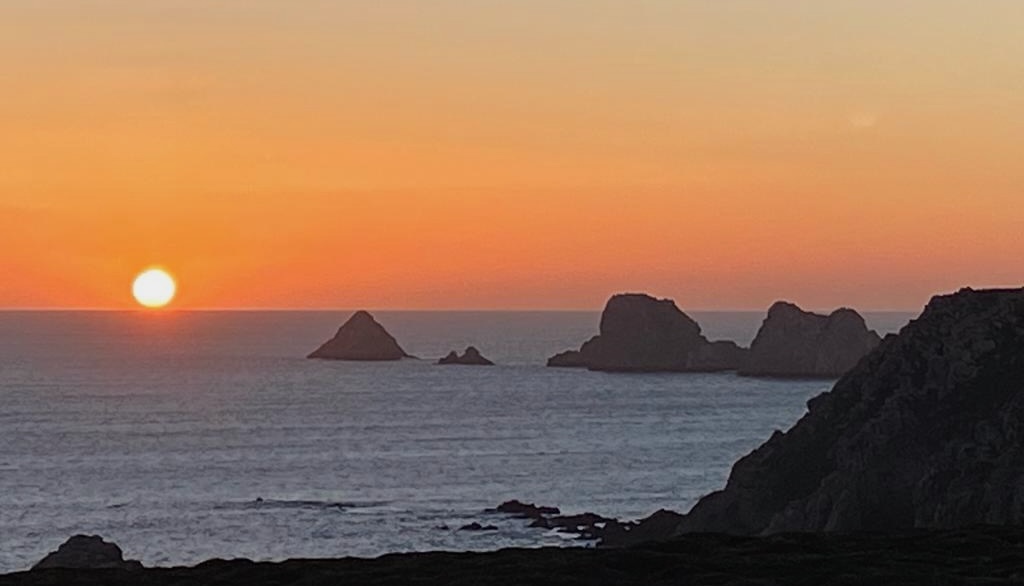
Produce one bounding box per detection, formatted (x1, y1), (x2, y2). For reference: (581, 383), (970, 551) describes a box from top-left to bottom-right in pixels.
(308, 311), (496, 365)
(484, 500), (631, 541)
(548, 293), (881, 378)
(438, 347), (494, 366)
(305, 294), (883, 378)
(607, 287), (1024, 543)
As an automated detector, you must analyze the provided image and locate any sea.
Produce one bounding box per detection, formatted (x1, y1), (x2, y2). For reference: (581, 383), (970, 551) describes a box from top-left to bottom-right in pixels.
(0, 310), (915, 572)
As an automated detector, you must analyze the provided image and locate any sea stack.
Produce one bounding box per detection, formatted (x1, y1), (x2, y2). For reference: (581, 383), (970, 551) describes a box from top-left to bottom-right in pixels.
(739, 302), (882, 378)
(438, 346), (495, 366)
(307, 311), (410, 361)
(32, 535), (142, 571)
(546, 293), (746, 372)
(633, 288), (1024, 537)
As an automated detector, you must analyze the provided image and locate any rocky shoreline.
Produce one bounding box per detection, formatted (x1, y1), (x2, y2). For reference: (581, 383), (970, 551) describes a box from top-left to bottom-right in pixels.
(7, 526), (1024, 585)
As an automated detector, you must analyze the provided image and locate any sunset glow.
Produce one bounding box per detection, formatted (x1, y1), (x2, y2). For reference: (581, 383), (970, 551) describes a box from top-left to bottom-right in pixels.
(1, 2), (1021, 310)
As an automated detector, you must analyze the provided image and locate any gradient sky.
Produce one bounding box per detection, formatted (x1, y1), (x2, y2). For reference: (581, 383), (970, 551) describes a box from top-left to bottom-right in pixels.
(2, 1), (1021, 310)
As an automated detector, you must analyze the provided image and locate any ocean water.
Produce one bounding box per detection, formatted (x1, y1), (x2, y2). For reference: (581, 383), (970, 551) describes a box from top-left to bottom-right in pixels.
(0, 310), (914, 572)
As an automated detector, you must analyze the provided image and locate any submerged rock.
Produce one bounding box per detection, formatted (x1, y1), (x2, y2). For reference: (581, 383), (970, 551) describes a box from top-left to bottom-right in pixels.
(658, 287), (1024, 536)
(438, 346), (494, 366)
(307, 311), (411, 361)
(32, 535), (142, 571)
(739, 302), (881, 378)
(546, 294), (747, 372)
(458, 522), (498, 532)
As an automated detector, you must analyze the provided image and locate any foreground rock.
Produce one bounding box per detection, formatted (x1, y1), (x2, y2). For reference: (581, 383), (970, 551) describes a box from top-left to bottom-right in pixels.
(638, 287), (1024, 537)
(739, 301), (882, 378)
(438, 347), (494, 366)
(307, 311), (411, 361)
(32, 535), (142, 571)
(16, 527), (1024, 585)
(546, 294), (746, 372)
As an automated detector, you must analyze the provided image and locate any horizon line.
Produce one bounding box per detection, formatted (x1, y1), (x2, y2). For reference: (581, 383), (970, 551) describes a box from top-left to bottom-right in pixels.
(0, 306), (924, 314)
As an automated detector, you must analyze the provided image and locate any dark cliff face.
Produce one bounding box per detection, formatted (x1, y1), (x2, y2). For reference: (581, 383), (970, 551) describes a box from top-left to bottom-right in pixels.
(739, 302), (882, 378)
(546, 294), (746, 372)
(307, 311), (410, 361)
(677, 288), (1024, 535)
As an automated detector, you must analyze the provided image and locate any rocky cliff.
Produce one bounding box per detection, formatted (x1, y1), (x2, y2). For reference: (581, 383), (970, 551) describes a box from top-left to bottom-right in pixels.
(307, 311), (410, 361)
(546, 294), (746, 372)
(673, 288), (1024, 535)
(739, 302), (881, 378)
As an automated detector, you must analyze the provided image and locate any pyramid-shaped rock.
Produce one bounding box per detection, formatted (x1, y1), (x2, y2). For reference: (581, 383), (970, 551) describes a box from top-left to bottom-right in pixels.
(308, 311), (410, 361)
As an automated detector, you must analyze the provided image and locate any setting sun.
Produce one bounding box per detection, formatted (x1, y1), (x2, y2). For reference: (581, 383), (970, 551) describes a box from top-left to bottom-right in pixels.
(132, 269), (177, 309)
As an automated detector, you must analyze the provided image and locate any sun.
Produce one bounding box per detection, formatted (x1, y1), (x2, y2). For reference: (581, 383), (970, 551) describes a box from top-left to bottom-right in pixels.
(132, 268), (177, 309)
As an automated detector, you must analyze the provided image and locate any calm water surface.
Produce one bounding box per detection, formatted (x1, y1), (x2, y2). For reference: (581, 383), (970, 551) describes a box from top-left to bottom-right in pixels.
(0, 310), (913, 572)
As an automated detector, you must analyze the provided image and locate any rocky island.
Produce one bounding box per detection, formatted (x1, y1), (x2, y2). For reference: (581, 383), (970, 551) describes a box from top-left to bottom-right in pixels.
(546, 293), (747, 372)
(739, 301), (882, 378)
(438, 346), (494, 366)
(307, 311), (411, 361)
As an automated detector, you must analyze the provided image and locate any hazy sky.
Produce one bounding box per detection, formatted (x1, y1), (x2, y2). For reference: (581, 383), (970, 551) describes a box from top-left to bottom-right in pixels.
(2, 1), (1021, 310)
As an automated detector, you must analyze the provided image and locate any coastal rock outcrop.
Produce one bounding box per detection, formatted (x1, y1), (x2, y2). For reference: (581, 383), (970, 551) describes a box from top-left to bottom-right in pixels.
(32, 535), (142, 571)
(664, 287), (1024, 536)
(307, 311), (411, 361)
(546, 294), (746, 372)
(739, 302), (881, 378)
(546, 350), (587, 368)
(438, 346), (494, 366)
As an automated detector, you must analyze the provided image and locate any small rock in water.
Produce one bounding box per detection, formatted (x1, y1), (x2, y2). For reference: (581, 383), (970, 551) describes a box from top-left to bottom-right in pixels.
(459, 522), (498, 532)
(438, 346), (495, 366)
(486, 500), (561, 519)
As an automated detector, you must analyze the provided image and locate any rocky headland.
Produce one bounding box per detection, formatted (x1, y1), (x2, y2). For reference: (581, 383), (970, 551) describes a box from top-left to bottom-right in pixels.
(546, 293), (746, 372)
(307, 311), (411, 361)
(608, 287), (1024, 542)
(438, 346), (494, 366)
(739, 301), (882, 378)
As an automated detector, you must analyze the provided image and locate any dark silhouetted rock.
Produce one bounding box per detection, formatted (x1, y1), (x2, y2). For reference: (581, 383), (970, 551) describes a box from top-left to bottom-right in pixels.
(546, 349), (587, 368)
(546, 294), (747, 372)
(486, 500), (561, 520)
(600, 509), (684, 547)
(530, 512), (617, 536)
(664, 287), (1024, 536)
(438, 346), (494, 366)
(32, 535), (142, 571)
(739, 302), (882, 378)
(458, 522), (498, 532)
(307, 311), (410, 361)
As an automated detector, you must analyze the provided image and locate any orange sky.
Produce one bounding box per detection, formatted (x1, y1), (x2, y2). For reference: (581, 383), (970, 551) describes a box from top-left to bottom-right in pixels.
(1, 1), (1022, 310)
